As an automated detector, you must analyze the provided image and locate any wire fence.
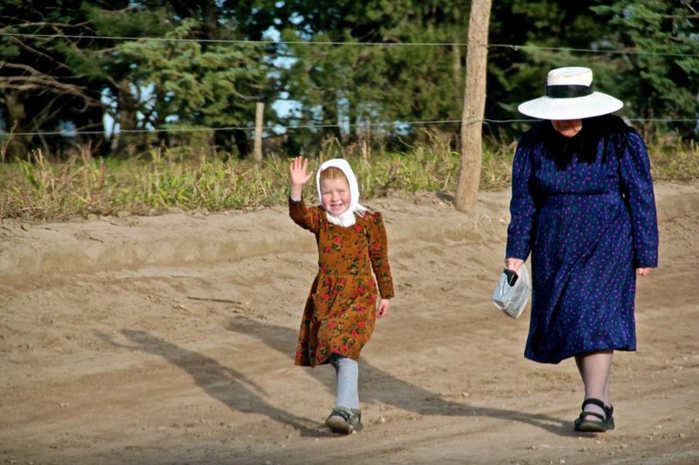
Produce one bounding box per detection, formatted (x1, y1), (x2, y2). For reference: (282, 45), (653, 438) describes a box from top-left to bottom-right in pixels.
(2, 119), (697, 139)
(2, 32), (699, 59)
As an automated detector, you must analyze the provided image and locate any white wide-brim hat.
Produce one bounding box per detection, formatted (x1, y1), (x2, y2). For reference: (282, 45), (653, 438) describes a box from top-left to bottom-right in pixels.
(518, 67), (623, 120)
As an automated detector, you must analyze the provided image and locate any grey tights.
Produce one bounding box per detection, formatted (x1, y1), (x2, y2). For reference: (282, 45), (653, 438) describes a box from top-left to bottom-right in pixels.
(329, 354), (359, 409)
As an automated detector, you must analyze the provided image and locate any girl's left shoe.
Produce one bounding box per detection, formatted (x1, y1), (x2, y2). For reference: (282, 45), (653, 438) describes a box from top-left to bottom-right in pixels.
(325, 407), (363, 434)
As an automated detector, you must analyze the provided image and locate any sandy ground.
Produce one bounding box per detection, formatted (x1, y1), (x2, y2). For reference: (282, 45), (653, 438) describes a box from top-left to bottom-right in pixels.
(1, 180), (699, 465)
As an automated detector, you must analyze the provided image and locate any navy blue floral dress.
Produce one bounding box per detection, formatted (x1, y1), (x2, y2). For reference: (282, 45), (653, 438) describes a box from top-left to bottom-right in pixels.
(506, 119), (659, 364)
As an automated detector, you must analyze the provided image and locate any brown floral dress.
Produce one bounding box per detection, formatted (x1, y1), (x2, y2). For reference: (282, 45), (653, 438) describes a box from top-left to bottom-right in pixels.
(289, 198), (394, 367)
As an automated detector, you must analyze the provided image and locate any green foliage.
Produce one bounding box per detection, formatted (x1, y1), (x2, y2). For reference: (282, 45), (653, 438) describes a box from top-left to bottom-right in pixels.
(1, 0), (697, 159)
(591, 0), (699, 140)
(487, 1), (617, 129)
(84, 3), (171, 38)
(279, 1), (469, 151)
(0, 39), (20, 60)
(95, 15), (271, 151)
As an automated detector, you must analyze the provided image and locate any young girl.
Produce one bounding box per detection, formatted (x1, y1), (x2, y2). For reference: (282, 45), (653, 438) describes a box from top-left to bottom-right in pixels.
(288, 156), (394, 434)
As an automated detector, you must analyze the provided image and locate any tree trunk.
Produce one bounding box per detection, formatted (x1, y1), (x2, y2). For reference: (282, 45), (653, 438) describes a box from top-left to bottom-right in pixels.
(454, 0), (491, 214)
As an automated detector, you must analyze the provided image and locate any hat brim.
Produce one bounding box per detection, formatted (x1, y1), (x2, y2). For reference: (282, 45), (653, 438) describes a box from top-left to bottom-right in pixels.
(518, 92), (623, 120)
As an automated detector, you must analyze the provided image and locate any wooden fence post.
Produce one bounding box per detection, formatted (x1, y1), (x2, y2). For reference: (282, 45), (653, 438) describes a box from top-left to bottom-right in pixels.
(253, 102), (264, 162)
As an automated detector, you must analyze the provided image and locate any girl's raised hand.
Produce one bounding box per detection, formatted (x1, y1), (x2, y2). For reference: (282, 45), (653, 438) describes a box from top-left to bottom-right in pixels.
(290, 156), (314, 188)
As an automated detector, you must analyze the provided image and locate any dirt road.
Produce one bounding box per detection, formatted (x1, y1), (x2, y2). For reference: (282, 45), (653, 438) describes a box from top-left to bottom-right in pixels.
(1, 182), (698, 464)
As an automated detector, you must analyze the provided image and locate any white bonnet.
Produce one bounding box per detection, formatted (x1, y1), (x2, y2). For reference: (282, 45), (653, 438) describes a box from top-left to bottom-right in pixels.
(315, 158), (367, 215)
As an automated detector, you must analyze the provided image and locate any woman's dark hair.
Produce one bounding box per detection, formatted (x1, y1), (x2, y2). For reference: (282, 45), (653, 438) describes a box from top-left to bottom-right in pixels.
(536, 114), (633, 170)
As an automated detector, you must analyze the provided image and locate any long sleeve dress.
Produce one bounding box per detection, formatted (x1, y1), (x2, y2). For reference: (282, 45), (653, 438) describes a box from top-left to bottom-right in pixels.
(506, 121), (659, 364)
(289, 198), (394, 367)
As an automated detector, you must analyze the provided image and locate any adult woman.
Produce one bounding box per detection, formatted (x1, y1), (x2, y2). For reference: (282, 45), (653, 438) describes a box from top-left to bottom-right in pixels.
(505, 67), (658, 432)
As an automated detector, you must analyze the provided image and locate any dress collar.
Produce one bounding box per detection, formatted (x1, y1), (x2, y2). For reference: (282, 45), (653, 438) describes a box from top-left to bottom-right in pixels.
(325, 209), (357, 227)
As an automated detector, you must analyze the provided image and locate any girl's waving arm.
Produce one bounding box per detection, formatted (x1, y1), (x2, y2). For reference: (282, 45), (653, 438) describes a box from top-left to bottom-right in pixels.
(289, 156), (321, 232)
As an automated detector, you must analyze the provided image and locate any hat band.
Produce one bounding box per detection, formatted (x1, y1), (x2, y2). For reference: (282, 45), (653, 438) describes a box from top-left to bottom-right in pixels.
(545, 84), (593, 99)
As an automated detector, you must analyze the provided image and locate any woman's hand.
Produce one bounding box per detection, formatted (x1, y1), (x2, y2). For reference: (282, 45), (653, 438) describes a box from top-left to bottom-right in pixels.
(505, 258), (524, 273)
(289, 156), (314, 199)
(637, 267), (654, 277)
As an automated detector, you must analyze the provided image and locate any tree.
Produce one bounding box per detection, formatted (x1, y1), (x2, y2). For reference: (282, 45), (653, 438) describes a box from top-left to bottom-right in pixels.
(485, 0), (699, 142)
(95, 1), (278, 157)
(591, 0), (699, 140)
(109, 18), (267, 155)
(2, 1), (695, 159)
(486, 1), (615, 140)
(0, 0), (282, 158)
(0, 0), (114, 159)
(277, 1), (471, 153)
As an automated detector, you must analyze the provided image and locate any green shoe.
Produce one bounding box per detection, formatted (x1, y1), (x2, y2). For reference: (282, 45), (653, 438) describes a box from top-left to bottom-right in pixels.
(325, 407), (363, 434)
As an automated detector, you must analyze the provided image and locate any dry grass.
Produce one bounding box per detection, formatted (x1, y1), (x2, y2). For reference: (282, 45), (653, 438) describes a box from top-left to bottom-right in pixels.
(0, 137), (696, 221)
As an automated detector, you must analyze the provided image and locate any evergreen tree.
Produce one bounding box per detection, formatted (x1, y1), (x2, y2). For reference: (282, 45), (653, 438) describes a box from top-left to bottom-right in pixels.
(277, 1), (471, 153)
(0, 0), (114, 159)
(592, 0), (699, 140)
(0, 1), (281, 158)
(487, 1), (615, 139)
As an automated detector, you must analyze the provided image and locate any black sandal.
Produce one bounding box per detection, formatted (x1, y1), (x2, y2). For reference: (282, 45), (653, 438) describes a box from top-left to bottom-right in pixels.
(605, 404), (615, 430)
(574, 398), (613, 433)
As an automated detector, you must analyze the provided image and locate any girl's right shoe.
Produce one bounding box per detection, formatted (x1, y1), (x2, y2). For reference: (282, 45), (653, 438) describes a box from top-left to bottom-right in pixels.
(325, 407), (363, 434)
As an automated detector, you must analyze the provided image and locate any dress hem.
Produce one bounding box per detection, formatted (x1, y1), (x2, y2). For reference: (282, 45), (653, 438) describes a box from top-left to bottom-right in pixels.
(524, 345), (636, 364)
